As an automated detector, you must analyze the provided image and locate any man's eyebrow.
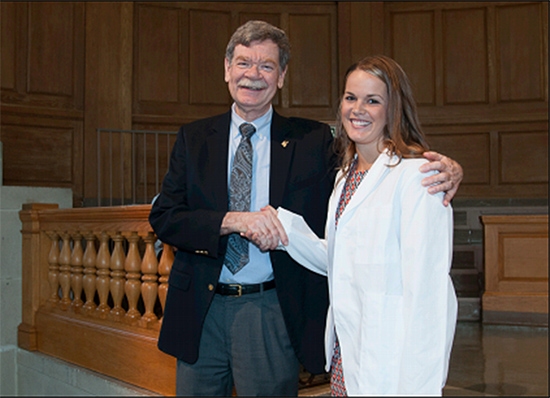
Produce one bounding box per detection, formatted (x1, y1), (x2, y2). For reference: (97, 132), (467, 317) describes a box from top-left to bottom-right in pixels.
(234, 55), (277, 64)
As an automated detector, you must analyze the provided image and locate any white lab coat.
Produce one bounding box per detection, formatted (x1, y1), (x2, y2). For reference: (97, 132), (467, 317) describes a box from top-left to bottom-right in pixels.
(277, 150), (457, 396)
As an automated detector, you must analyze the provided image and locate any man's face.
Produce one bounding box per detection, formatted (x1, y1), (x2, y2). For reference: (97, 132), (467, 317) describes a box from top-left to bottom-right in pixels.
(225, 39), (287, 121)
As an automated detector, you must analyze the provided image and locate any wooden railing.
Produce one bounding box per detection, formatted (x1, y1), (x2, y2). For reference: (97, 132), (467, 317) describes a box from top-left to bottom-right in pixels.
(18, 203), (176, 395)
(17, 203), (330, 395)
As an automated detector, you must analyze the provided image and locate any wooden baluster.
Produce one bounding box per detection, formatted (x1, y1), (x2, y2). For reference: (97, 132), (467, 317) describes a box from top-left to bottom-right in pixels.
(109, 232), (126, 318)
(158, 242), (174, 320)
(82, 232), (97, 313)
(95, 231), (111, 317)
(140, 232), (159, 325)
(58, 232), (72, 310)
(124, 232), (142, 322)
(70, 232), (84, 311)
(47, 232), (61, 306)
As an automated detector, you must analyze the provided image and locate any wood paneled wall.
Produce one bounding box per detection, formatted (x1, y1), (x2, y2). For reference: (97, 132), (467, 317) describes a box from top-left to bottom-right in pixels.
(339, 1), (548, 198)
(1, 2), (85, 199)
(1, 1), (548, 206)
(131, 1), (338, 125)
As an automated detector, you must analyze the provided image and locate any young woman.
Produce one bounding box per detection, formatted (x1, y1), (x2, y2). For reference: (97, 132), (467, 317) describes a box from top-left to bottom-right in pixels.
(266, 55), (458, 396)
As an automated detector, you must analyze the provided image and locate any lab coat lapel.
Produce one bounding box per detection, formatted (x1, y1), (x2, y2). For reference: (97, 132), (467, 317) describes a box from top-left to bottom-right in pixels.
(326, 175), (343, 263)
(335, 150), (394, 228)
(327, 174), (343, 234)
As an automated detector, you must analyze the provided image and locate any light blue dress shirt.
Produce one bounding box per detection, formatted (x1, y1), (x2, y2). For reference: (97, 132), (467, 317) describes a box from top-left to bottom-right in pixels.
(218, 104), (274, 284)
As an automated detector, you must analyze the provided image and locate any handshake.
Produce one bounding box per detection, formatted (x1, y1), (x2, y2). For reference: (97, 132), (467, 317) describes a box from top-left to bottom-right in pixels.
(221, 205), (288, 252)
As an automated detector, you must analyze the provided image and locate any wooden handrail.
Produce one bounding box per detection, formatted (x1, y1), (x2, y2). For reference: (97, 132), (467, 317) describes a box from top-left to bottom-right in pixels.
(18, 203), (176, 395)
(17, 203), (329, 394)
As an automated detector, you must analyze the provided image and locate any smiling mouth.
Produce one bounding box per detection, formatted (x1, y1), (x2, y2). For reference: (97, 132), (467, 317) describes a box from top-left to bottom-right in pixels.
(240, 86), (265, 91)
(349, 119), (372, 128)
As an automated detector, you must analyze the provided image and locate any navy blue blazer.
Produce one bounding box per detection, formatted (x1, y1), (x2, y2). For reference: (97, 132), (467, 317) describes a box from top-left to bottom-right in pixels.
(149, 110), (337, 374)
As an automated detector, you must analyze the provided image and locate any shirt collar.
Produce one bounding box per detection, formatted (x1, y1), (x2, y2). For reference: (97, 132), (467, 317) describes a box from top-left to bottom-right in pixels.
(230, 103), (272, 140)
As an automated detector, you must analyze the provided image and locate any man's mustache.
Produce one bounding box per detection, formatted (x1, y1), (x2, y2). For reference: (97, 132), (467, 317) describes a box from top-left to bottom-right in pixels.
(238, 78), (268, 90)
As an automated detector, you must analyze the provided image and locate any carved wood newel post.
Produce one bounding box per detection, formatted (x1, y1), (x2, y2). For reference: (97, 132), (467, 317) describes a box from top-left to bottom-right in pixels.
(82, 232), (97, 313)
(46, 231), (60, 306)
(125, 231), (142, 322)
(58, 232), (72, 310)
(70, 232), (85, 311)
(140, 232), (159, 325)
(95, 231), (111, 317)
(158, 243), (174, 320)
(110, 232), (126, 318)
(18, 203), (60, 350)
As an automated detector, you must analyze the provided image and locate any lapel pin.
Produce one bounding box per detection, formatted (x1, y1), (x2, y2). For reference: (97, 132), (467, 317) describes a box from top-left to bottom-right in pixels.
(281, 140), (289, 148)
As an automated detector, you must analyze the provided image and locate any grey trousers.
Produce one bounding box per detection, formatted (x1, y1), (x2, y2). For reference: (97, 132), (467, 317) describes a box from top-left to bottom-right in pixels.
(176, 288), (300, 396)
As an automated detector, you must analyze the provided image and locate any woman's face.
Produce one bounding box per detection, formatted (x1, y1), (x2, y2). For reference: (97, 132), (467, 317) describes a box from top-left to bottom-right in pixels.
(341, 69), (388, 151)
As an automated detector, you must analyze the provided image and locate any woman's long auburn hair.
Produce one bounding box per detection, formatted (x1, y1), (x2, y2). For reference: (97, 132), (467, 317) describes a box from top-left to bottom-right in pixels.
(334, 55), (430, 179)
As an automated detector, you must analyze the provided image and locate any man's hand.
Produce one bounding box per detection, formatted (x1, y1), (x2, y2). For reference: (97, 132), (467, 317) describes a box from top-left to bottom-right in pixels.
(221, 208), (288, 252)
(420, 151), (464, 207)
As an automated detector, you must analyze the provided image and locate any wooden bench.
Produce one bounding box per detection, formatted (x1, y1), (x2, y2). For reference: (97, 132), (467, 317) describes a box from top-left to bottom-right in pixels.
(481, 215), (548, 326)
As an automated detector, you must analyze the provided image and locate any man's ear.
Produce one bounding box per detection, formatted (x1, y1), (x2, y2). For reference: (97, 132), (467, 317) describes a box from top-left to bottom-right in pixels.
(277, 66), (288, 89)
(224, 58), (231, 83)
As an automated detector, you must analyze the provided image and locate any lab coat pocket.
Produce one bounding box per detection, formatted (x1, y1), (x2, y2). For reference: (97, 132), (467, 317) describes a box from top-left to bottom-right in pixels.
(353, 205), (393, 265)
(353, 263), (385, 295)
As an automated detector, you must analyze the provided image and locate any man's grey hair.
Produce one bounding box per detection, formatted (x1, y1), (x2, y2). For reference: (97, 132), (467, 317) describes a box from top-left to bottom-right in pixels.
(225, 20), (291, 72)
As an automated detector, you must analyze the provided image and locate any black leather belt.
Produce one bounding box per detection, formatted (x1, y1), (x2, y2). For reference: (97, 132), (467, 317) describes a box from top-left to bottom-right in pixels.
(215, 280), (276, 297)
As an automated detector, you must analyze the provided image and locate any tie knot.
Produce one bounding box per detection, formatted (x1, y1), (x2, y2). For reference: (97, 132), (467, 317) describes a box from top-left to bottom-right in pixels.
(239, 123), (256, 139)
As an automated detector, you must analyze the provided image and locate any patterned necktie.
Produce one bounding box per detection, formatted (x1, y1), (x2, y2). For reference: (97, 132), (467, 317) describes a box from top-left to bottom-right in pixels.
(225, 122), (256, 274)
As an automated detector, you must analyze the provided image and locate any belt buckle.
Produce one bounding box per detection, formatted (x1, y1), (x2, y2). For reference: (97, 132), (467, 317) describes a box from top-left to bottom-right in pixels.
(228, 284), (242, 297)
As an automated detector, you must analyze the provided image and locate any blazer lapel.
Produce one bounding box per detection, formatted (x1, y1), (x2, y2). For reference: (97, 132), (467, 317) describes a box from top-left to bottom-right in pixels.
(205, 111), (232, 210)
(269, 111), (295, 207)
